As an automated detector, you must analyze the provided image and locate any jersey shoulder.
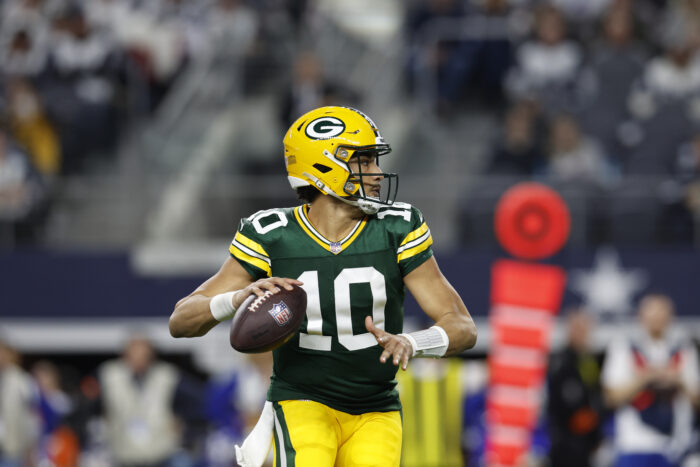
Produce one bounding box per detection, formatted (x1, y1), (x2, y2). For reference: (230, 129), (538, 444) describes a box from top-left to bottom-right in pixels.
(237, 206), (298, 241)
(375, 201), (434, 275)
(229, 206), (299, 279)
(374, 201), (427, 237)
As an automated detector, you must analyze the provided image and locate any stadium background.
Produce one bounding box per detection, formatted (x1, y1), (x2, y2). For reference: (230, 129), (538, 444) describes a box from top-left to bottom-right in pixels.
(0, 0), (699, 465)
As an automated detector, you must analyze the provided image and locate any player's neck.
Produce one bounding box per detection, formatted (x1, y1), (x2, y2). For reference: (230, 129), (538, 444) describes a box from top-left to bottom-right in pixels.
(307, 195), (364, 242)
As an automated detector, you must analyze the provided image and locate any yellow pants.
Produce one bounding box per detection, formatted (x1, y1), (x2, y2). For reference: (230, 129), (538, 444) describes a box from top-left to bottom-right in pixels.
(272, 400), (402, 467)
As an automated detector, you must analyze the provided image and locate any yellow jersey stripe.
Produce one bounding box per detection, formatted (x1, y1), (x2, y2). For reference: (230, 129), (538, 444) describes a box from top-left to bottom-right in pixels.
(229, 244), (272, 276)
(400, 222), (429, 247)
(397, 235), (433, 262)
(343, 217), (367, 247)
(294, 207), (331, 251)
(234, 231), (269, 258)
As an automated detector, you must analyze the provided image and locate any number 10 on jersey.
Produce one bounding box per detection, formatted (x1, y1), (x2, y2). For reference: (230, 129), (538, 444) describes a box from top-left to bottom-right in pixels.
(297, 267), (386, 352)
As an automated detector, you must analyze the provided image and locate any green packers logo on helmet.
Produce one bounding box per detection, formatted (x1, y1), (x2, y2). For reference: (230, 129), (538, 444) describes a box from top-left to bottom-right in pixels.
(305, 117), (346, 140)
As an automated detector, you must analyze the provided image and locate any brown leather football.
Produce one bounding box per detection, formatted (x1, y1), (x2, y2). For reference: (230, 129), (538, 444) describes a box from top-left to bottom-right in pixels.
(229, 284), (307, 353)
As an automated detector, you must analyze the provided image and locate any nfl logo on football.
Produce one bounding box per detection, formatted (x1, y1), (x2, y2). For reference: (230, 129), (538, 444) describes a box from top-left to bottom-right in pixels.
(268, 301), (292, 326)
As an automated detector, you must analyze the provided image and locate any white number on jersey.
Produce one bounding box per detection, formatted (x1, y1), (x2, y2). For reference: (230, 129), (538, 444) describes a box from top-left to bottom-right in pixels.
(249, 209), (288, 235)
(377, 202), (412, 222)
(298, 268), (386, 352)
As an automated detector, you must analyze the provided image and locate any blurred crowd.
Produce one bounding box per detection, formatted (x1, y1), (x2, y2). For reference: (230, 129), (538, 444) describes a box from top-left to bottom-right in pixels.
(1, 0), (699, 247)
(0, 0), (275, 245)
(1, 293), (698, 466)
(0, 335), (274, 467)
(408, 0), (700, 244)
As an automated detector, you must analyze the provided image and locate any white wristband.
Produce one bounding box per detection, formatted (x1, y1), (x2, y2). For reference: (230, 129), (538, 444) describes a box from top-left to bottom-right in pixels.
(209, 291), (238, 321)
(399, 326), (449, 358)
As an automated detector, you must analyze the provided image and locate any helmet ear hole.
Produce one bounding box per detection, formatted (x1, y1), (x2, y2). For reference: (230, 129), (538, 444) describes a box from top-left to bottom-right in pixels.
(313, 163), (332, 173)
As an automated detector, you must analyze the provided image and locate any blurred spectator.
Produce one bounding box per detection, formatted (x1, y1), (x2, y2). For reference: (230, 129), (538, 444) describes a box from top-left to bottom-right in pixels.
(0, 125), (45, 245)
(583, 6), (647, 162)
(658, 133), (700, 244)
(33, 360), (72, 436)
(437, 0), (514, 112)
(542, 113), (614, 185)
(6, 77), (60, 178)
(405, 0), (465, 96)
(547, 308), (605, 467)
(622, 16), (700, 175)
(41, 4), (124, 172)
(279, 51), (359, 129)
(90, 0), (189, 110)
(206, 0), (260, 58)
(0, 338), (40, 466)
(32, 360), (80, 467)
(602, 294), (700, 467)
(487, 99), (543, 175)
(98, 336), (201, 467)
(628, 25), (700, 111)
(0, 27), (49, 78)
(203, 352), (272, 467)
(506, 4), (585, 113)
(551, 0), (613, 25)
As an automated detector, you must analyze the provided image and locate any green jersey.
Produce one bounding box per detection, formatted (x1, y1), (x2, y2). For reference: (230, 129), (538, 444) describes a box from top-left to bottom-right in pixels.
(229, 202), (433, 414)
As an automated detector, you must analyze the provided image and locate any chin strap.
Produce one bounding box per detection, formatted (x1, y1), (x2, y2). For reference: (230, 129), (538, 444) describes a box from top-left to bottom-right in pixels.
(302, 172), (381, 214)
(235, 401), (274, 467)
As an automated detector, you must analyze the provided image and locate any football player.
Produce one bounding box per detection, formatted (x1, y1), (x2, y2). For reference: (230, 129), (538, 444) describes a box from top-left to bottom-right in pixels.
(169, 106), (478, 467)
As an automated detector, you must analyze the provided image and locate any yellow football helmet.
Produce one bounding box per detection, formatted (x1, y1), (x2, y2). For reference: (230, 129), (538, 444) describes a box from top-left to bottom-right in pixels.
(283, 106), (398, 214)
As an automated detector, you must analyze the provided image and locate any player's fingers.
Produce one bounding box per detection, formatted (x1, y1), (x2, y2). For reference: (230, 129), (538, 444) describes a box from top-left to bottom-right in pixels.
(401, 351), (410, 370)
(380, 339), (402, 363)
(272, 277), (303, 290)
(391, 341), (407, 366)
(365, 316), (385, 340)
(249, 285), (266, 297)
(380, 347), (393, 363)
(257, 281), (281, 294)
(365, 315), (375, 332)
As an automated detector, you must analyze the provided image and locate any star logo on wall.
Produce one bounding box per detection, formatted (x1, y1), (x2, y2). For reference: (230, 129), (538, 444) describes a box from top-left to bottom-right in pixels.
(570, 248), (648, 315)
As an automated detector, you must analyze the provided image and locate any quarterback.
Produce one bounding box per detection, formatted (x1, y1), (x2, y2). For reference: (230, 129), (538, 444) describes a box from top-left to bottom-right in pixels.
(169, 106), (478, 467)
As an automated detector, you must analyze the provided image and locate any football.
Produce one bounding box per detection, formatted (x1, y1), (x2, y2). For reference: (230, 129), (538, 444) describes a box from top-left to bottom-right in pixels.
(229, 284), (307, 353)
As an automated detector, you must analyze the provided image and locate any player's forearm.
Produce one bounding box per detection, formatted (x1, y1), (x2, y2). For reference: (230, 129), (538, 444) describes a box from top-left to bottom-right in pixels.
(169, 295), (220, 338)
(435, 308), (478, 356)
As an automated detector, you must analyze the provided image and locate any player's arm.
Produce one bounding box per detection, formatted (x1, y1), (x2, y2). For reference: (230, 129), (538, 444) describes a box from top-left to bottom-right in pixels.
(366, 256), (477, 369)
(403, 256), (477, 353)
(169, 257), (301, 338)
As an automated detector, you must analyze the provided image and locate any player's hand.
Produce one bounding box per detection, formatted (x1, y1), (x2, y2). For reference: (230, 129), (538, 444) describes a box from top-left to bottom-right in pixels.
(232, 277), (303, 309)
(365, 316), (413, 371)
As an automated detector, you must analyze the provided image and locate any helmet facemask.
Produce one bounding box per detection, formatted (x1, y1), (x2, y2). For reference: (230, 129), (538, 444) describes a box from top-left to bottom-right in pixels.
(338, 147), (398, 215)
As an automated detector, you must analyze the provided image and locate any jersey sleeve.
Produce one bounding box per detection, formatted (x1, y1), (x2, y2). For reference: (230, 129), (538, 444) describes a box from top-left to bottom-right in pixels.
(391, 204), (434, 276)
(228, 216), (272, 280)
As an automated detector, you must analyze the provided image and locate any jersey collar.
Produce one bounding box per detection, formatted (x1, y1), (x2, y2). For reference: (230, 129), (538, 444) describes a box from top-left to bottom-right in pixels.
(293, 205), (367, 255)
